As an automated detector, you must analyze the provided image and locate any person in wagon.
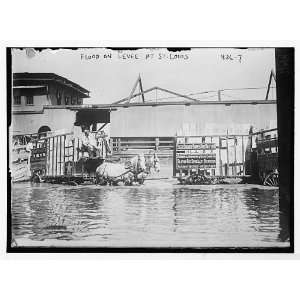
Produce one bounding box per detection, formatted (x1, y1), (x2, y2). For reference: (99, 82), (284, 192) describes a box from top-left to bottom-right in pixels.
(96, 130), (111, 159)
(81, 129), (98, 158)
(25, 137), (34, 163)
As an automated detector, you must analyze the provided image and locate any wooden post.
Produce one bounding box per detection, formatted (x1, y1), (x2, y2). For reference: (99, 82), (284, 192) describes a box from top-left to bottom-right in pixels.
(55, 136), (58, 176)
(234, 136), (237, 176)
(210, 136), (213, 176)
(265, 70), (276, 100)
(202, 138), (205, 173)
(51, 137), (54, 176)
(72, 139), (75, 175)
(46, 138), (50, 176)
(155, 137), (159, 151)
(242, 136), (245, 175)
(109, 138), (113, 155)
(77, 138), (80, 160)
(226, 131), (229, 176)
(118, 138), (121, 153)
(63, 135), (66, 175)
(219, 136), (223, 176)
(218, 90), (222, 101)
(59, 136), (62, 175)
(173, 136), (177, 177)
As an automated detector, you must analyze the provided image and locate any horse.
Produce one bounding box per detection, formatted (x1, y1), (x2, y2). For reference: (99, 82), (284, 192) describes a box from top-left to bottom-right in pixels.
(95, 154), (147, 186)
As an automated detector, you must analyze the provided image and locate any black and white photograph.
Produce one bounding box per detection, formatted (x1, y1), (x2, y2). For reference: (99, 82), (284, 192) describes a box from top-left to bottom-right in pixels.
(7, 47), (293, 251)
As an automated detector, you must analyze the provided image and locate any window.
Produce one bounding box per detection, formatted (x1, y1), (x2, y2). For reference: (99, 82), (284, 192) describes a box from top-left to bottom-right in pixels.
(64, 96), (70, 105)
(57, 90), (62, 105)
(14, 95), (21, 105)
(26, 95), (34, 105)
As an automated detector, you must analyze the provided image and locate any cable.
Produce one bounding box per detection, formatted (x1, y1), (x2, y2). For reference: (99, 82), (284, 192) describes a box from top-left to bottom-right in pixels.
(124, 85), (277, 103)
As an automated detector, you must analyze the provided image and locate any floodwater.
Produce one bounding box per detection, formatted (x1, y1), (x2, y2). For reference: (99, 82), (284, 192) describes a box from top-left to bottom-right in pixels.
(11, 180), (290, 248)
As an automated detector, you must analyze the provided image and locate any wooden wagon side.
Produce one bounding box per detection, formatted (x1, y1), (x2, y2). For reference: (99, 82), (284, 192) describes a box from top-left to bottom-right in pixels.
(255, 129), (279, 186)
(29, 131), (105, 184)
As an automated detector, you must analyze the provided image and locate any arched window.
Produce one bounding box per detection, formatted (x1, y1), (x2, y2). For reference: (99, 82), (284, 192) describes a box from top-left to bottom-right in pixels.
(38, 126), (51, 137)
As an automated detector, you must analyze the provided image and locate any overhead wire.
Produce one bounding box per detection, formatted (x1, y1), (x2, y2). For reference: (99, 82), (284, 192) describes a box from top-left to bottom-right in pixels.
(120, 85), (277, 103)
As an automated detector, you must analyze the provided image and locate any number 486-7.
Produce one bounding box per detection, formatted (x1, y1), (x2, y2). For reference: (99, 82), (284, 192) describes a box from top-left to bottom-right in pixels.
(221, 54), (242, 62)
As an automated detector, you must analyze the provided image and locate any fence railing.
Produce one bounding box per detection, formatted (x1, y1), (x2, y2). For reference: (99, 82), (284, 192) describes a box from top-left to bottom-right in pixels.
(110, 137), (174, 153)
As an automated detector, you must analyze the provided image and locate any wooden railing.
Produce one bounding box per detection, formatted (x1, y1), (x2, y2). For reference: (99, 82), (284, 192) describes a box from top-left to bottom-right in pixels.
(110, 137), (174, 154)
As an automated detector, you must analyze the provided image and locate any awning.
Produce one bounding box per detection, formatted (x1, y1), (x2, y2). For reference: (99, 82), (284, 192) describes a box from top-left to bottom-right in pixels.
(74, 108), (110, 127)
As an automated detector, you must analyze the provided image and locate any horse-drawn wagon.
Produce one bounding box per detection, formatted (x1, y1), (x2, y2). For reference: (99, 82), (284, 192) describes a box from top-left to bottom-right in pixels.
(174, 127), (279, 186)
(245, 128), (278, 187)
(24, 130), (158, 186)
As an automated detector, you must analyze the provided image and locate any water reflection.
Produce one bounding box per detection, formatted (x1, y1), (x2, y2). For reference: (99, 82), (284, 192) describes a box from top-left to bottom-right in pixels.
(11, 182), (289, 247)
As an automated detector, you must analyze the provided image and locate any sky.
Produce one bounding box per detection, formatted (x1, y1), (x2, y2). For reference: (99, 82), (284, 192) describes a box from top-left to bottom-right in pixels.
(12, 48), (276, 104)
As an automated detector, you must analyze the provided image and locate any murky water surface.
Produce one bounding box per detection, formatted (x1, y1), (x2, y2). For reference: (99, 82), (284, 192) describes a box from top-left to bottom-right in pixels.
(11, 181), (289, 248)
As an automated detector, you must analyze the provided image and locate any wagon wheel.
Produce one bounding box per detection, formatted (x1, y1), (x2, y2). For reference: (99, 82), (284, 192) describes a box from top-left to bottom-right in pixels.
(263, 172), (279, 187)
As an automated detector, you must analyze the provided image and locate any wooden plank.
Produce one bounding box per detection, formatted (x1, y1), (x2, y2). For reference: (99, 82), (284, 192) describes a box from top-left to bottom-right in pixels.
(155, 137), (159, 151)
(173, 137), (177, 176)
(217, 90), (222, 101)
(139, 75), (145, 103)
(219, 136), (222, 176)
(265, 70), (276, 100)
(252, 128), (277, 135)
(38, 132), (73, 140)
(51, 137), (54, 176)
(63, 135), (66, 175)
(98, 123), (108, 131)
(72, 139), (75, 175)
(46, 138), (49, 175)
(118, 138), (121, 153)
(226, 131), (229, 176)
(234, 136), (237, 176)
(109, 138), (113, 154)
(77, 138), (80, 161)
(210, 136), (213, 175)
(156, 86), (201, 102)
(112, 86), (157, 105)
(120, 145), (156, 150)
(55, 136), (58, 176)
(127, 75), (143, 103)
(242, 136), (245, 175)
(59, 136), (62, 175)
(175, 134), (250, 138)
(120, 141), (156, 145)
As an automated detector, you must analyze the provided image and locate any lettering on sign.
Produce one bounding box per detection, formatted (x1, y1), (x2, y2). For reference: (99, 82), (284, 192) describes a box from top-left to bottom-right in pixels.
(175, 142), (217, 171)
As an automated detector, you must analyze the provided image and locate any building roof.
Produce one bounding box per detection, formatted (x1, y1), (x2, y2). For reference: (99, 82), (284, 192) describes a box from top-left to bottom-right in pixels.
(13, 73), (90, 98)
